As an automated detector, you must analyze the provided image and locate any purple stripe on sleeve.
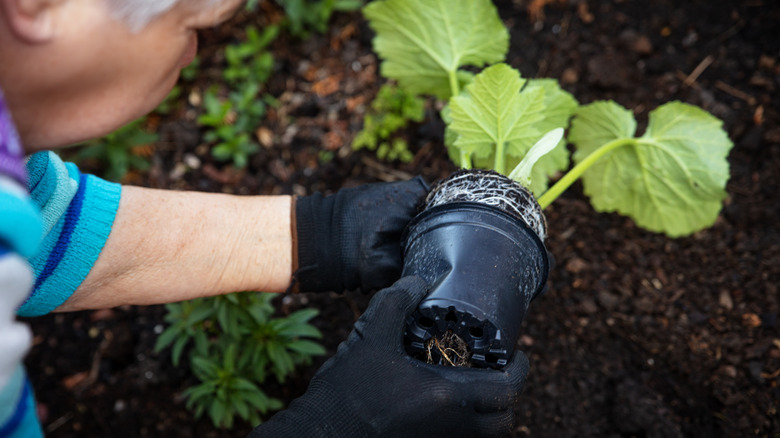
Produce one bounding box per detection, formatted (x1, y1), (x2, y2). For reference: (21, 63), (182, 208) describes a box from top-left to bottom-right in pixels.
(0, 91), (27, 186)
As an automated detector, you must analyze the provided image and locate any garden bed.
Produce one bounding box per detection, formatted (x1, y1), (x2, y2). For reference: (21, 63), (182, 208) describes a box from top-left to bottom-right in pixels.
(24, 0), (779, 436)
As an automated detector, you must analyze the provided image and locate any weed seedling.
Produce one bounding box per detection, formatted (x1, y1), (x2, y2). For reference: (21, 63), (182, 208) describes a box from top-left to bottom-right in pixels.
(198, 85), (267, 168)
(275, 0), (365, 37)
(224, 26), (279, 87)
(352, 83), (425, 162)
(70, 117), (157, 182)
(155, 292), (325, 428)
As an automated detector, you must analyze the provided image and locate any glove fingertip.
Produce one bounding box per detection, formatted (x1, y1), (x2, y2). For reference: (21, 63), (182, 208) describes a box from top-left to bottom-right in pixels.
(501, 350), (530, 390)
(369, 275), (428, 320)
(390, 275), (429, 312)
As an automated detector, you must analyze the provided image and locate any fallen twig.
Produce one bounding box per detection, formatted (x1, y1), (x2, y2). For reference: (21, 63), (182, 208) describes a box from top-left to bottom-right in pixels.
(683, 55), (715, 87)
(715, 80), (757, 105)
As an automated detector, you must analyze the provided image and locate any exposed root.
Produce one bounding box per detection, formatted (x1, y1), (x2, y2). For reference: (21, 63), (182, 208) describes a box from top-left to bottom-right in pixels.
(424, 169), (547, 241)
(424, 330), (472, 367)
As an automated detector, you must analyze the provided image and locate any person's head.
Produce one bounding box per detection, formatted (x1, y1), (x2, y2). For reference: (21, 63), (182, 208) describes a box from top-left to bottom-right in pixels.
(0, 0), (245, 151)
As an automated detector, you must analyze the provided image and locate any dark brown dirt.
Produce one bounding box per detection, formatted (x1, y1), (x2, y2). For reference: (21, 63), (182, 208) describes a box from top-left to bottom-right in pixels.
(23, 0), (779, 437)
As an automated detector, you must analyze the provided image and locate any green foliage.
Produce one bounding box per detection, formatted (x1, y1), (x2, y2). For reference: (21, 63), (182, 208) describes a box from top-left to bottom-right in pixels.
(155, 292), (325, 429)
(508, 128), (565, 194)
(155, 86), (183, 116)
(194, 24), (280, 169)
(181, 55), (201, 82)
(352, 84), (425, 162)
(363, 0), (733, 237)
(198, 85), (267, 168)
(447, 64), (577, 188)
(276, 0), (364, 37)
(363, 0), (508, 99)
(566, 101), (733, 237)
(71, 118), (157, 182)
(224, 26), (279, 87)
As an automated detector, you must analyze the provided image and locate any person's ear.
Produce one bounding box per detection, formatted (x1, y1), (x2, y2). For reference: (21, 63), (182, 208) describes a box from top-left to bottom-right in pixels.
(0, 0), (64, 44)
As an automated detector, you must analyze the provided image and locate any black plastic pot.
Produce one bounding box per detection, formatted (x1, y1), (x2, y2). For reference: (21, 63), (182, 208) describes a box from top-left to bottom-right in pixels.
(402, 170), (550, 369)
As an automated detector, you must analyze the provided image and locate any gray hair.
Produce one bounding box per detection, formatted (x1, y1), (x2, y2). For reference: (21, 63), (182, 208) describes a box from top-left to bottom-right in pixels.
(107, 0), (221, 32)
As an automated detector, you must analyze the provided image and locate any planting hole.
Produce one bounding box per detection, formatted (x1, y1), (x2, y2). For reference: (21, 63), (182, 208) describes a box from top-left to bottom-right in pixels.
(445, 310), (458, 323)
(469, 326), (484, 338)
(418, 316), (434, 329)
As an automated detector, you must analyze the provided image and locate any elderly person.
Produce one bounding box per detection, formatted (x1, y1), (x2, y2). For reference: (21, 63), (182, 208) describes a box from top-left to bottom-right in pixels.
(0, 0), (528, 436)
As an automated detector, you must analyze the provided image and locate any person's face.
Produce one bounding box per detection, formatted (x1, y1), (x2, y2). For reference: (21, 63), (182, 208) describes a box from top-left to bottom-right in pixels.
(0, 0), (245, 151)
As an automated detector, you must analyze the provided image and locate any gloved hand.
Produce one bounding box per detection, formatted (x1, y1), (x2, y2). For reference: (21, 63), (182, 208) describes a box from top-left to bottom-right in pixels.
(292, 177), (429, 293)
(249, 276), (528, 438)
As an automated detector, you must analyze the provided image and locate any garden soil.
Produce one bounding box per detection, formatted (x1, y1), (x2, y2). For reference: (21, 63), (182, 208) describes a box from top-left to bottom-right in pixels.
(23, 0), (779, 436)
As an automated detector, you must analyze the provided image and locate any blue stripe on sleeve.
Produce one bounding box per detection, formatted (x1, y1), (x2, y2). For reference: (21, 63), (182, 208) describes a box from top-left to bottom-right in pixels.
(32, 173), (87, 291)
(19, 172), (121, 317)
(0, 379), (32, 436)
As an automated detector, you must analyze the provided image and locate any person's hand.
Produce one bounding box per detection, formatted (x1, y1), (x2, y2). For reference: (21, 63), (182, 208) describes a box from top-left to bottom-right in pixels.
(292, 177), (429, 293)
(249, 276), (528, 438)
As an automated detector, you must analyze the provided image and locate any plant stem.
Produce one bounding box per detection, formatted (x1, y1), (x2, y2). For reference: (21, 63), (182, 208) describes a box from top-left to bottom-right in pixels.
(448, 69), (460, 98)
(460, 149), (472, 169)
(537, 137), (635, 209)
(449, 68), (472, 168)
(494, 141), (505, 175)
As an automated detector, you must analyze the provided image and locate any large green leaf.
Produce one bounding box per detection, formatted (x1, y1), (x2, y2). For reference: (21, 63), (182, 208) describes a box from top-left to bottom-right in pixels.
(449, 64), (547, 175)
(522, 79), (578, 193)
(569, 100), (733, 237)
(471, 77), (578, 194)
(363, 0), (508, 99)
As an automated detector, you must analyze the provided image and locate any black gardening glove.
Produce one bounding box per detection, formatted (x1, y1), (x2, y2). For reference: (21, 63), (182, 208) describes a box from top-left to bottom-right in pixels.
(292, 177), (429, 293)
(249, 276), (528, 438)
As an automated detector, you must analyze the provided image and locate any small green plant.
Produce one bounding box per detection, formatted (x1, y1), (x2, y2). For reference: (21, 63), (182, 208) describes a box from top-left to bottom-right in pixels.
(71, 117), (157, 182)
(195, 25), (280, 169)
(181, 55), (201, 82)
(274, 0), (364, 37)
(223, 26), (279, 87)
(352, 84), (425, 162)
(198, 84), (267, 168)
(155, 292), (325, 428)
(364, 0), (734, 237)
(155, 86), (184, 116)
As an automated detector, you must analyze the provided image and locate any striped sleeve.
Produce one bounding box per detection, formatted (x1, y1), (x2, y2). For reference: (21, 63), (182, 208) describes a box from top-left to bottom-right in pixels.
(18, 151), (122, 317)
(0, 366), (43, 438)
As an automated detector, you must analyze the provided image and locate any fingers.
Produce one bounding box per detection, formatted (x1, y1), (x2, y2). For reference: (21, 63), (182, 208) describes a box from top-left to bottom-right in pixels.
(467, 409), (517, 438)
(501, 350), (530, 395)
(355, 275), (428, 339)
(432, 350), (528, 413)
(476, 351), (528, 412)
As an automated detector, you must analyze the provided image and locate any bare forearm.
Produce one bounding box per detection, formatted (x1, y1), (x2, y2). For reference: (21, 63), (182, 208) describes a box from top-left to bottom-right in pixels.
(57, 186), (292, 311)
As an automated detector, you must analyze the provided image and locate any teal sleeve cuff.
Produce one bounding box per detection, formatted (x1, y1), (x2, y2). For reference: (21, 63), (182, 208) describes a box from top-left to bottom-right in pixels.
(19, 155), (122, 317)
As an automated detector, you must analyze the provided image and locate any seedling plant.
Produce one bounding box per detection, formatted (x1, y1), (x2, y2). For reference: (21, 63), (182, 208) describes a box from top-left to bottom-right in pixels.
(155, 292), (325, 428)
(69, 117), (158, 182)
(352, 83), (425, 162)
(364, 0), (734, 238)
(274, 0), (365, 37)
(223, 25), (279, 87)
(198, 84), (268, 168)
